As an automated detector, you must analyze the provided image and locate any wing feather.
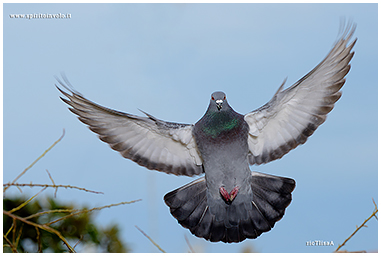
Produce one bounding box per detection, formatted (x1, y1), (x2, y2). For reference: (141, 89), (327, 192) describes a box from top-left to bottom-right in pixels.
(57, 80), (203, 176)
(245, 22), (356, 165)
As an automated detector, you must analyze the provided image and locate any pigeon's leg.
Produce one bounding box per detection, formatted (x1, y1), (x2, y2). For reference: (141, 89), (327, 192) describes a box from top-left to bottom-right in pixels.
(219, 187), (230, 202)
(219, 186), (240, 202)
(229, 186), (239, 201)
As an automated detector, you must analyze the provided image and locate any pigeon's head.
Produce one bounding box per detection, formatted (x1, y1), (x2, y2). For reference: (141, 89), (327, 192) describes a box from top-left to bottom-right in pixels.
(210, 91), (227, 111)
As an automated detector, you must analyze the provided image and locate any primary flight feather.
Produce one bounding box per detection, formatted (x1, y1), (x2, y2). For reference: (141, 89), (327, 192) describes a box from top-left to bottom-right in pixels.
(57, 23), (356, 243)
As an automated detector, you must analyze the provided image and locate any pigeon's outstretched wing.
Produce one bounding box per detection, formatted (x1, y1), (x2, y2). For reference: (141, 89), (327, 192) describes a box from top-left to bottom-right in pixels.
(57, 79), (203, 176)
(244, 23), (357, 165)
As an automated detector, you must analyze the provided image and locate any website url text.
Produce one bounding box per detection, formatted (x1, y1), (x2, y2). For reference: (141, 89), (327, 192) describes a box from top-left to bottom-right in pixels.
(9, 13), (71, 20)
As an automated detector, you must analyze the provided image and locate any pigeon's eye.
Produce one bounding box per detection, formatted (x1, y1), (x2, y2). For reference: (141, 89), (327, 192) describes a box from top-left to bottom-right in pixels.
(211, 96), (215, 100)
(223, 96), (226, 100)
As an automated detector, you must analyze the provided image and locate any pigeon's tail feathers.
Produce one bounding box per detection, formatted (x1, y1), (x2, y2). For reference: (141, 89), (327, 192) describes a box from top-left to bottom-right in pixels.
(164, 177), (210, 236)
(164, 172), (295, 243)
(164, 177), (230, 242)
(249, 171), (296, 229)
(206, 171), (295, 243)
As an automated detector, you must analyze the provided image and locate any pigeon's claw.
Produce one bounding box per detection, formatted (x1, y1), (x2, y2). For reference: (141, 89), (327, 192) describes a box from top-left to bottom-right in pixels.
(219, 186), (240, 203)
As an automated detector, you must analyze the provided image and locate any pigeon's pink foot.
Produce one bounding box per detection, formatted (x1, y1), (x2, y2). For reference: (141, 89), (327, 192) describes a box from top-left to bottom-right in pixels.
(229, 186), (239, 201)
(219, 186), (240, 203)
(219, 187), (230, 202)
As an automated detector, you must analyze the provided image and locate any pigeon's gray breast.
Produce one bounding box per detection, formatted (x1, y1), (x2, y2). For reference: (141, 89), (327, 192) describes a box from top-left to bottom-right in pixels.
(193, 108), (251, 193)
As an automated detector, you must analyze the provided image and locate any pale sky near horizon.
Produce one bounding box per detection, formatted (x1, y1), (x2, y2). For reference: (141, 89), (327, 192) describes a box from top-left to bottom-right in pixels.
(3, 3), (378, 253)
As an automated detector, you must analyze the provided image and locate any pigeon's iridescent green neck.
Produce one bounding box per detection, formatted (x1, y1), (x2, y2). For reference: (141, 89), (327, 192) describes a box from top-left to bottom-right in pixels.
(202, 112), (240, 139)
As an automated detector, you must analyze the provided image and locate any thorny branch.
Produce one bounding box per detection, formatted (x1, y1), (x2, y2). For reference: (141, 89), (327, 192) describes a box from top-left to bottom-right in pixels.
(45, 200), (142, 226)
(3, 210), (76, 252)
(4, 196), (141, 252)
(135, 225), (166, 253)
(3, 130), (141, 253)
(4, 129), (65, 193)
(335, 199), (378, 252)
(3, 183), (103, 195)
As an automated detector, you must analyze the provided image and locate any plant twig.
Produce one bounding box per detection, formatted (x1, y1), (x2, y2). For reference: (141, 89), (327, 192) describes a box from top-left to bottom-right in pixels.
(14, 223), (23, 250)
(4, 199), (141, 252)
(4, 129), (65, 193)
(3, 183), (103, 195)
(372, 198), (378, 220)
(3, 210), (75, 253)
(45, 200), (142, 226)
(3, 233), (18, 253)
(335, 200), (378, 252)
(36, 227), (42, 253)
(24, 208), (78, 220)
(135, 225), (166, 253)
(8, 188), (46, 214)
(335, 249), (366, 253)
(73, 235), (83, 249)
(184, 234), (195, 253)
(4, 220), (14, 238)
(12, 218), (16, 245)
(46, 169), (58, 197)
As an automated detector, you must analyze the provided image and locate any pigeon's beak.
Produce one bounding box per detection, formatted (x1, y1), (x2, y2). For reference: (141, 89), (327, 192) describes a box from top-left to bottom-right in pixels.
(216, 99), (223, 111)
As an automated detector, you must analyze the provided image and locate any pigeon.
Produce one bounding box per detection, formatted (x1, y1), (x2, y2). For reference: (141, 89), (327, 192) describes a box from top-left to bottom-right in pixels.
(56, 23), (356, 243)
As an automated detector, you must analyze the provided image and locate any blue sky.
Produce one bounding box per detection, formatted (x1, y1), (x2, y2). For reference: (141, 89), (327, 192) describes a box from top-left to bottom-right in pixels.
(3, 3), (377, 253)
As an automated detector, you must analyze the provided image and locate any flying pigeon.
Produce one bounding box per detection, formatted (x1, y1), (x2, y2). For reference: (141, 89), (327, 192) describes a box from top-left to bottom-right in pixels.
(56, 23), (356, 243)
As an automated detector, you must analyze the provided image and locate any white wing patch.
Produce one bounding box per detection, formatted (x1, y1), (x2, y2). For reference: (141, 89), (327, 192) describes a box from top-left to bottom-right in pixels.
(57, 82), (203, 176)
(245, 23), (356, 165)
